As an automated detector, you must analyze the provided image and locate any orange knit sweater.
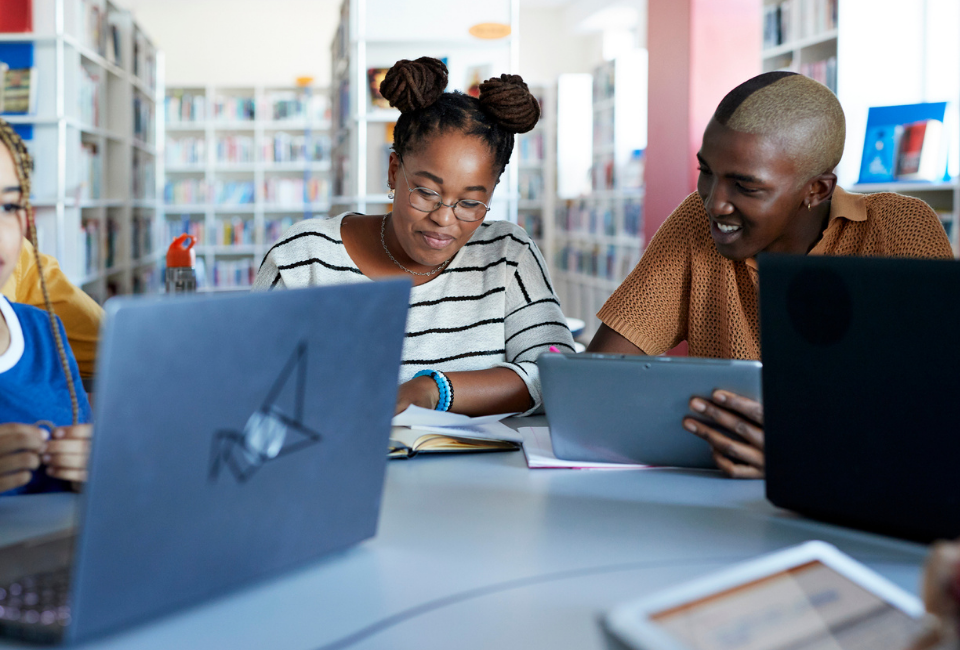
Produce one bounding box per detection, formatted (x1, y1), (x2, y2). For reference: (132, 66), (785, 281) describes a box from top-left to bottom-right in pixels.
(597, 187), (954, 360)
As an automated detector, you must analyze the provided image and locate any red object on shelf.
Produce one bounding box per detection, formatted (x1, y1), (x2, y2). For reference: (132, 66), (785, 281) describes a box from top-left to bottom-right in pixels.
(0, 0), (32, 33)
(166, 234), (196, 268)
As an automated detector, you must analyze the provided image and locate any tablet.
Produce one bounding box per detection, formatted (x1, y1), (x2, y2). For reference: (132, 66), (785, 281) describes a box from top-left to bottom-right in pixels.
(538, 353), (762, 467)
(603, 541), (926, 650)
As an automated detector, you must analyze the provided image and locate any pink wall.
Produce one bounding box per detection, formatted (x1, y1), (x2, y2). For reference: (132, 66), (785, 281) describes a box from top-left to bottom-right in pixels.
(645, 0), (762, 244)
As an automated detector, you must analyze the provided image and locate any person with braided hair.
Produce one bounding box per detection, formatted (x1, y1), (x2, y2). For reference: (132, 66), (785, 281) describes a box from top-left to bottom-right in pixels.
(256, 57), (573, 416)
(0, 120), (93, 494)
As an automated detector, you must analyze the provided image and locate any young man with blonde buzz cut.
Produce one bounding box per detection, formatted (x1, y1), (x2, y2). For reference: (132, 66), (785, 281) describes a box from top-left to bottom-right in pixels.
(588, 71), (953, 479)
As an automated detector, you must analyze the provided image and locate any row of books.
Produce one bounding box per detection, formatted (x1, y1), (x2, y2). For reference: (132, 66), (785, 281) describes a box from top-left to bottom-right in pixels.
(0, 43), (37, 114)
(558, 201), (617, 237)
(266, 91), (330, 122)
(131, 213), (153, 259)
(517, 132), (544, 164)
(519, 171), (544, 201)
(81, 219), (100, 276)
(555, 243), (640, 282)
(557, 199), (643, 238)
(80, 65), (100, 126)
(263, 178), (329, 205)
(166, 92), (205, 123)
(264, 132), (331, 163)
(212, 96), (256, 121)
(216, 135), (255, 164)
(593, 60), (615, 103)
(799, 57), (837, 94)
(214, 217), (255, 247)
(592, 155), (616, 192)
(75, 0), (122, 66)
(517, 211), (543, 240)
(133, 95), (154, 143)
(166, 136), (205, 165)
(164, 179), (331, 205)
(214, 181), (255, 205)
(166, 218), (205, 246)
(166, 216), (304, 248)
(763, 0), (837, 49)
(132, 151), (154, 199)
(166, 92), (331, 124)
(78, 141), (101, 199)
(132, 31), (156, 89)
(211, 258), (256, 288)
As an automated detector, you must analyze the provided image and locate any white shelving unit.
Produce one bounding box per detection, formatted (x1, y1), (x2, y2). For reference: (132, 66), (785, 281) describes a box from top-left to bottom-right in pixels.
(515, 84), (555, 260)
(330, 0), (519, 223)
(762, 0), (837, 92)
(163, 85), (332, 290)
(762, 0), (960, 257)
(0, 0), (163, 302)
(551, 51), (647, 342)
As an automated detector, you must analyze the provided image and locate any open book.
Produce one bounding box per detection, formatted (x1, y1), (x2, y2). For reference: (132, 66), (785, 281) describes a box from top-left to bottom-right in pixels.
(388, 406), (521, 459)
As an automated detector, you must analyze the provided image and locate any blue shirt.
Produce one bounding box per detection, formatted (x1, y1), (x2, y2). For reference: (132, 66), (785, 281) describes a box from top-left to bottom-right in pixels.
(0, 297), (92, 494)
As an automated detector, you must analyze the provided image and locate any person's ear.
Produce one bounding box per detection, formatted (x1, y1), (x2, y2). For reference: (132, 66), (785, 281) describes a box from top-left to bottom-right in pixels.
(387, 152), (400, 192)
(805, 172), (837, 210)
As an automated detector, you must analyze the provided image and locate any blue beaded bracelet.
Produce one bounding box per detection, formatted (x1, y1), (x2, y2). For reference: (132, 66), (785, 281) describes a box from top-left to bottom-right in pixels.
(413, 369), (452, 412)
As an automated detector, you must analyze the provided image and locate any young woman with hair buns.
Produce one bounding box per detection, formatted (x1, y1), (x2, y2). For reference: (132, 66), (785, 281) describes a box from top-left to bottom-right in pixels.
(255, 57), (574, 416)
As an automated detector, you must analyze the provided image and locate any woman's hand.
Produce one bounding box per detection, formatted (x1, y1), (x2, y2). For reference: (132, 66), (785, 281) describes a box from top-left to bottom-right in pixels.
(43, 424), (92, 483)
(682, 389), (765, 479)
(395, 375), (440, 415)
(0, 423), (46, 493)
(909, 539), (960, 650)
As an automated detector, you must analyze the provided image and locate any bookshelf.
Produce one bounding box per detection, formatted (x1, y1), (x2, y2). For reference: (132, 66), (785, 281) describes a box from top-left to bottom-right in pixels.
(762, 0), (837, 92)
(515, 84), (555, 261)
(163, 85), (332, 291)
(762, 0), (960, 257)
(0, 0), (163, 302)
(551, 51), (647, 341)
(329, 0), (519, 225)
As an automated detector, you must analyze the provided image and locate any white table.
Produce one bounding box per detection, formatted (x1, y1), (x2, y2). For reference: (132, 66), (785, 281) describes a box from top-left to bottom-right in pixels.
(0, 422), (929, 649)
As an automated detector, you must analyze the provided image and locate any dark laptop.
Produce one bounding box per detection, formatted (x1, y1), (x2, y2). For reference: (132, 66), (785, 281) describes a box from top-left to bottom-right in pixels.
(0, 280), (409, 644)
(759, 254), (960, 542)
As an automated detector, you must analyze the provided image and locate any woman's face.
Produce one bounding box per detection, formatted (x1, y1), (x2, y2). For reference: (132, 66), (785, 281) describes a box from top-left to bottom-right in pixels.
(386, 131), (499, 268)
(0, 142), (26, 290)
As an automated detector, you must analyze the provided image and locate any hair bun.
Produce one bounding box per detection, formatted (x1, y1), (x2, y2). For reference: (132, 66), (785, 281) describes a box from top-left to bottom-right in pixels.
(478, 74), (540, 134)
(380, 57), (449, 113)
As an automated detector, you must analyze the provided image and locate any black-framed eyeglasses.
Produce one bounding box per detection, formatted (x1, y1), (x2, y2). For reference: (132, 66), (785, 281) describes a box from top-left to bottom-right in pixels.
(398, 162), (490, 223)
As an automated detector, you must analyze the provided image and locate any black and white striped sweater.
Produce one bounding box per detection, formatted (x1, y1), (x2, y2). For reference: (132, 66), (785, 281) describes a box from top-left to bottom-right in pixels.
(253, 214), (574, 412)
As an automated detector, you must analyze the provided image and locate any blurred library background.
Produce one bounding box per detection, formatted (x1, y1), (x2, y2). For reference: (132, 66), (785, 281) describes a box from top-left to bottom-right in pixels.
(1, 0), (958, 341)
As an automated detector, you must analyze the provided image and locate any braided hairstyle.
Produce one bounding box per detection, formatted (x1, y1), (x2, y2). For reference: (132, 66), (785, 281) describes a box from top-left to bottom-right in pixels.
(379, 57), (540, 176)
(0, 118), (80, 425)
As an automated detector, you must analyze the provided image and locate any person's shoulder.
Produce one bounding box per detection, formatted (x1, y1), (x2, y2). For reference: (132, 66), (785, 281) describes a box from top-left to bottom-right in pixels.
(863, 191), (937, 219)
(7, 300), (57, 337)
(266, 214), (348, 260)
(464, 219), (537, 258)
(860, 190), (953, 257)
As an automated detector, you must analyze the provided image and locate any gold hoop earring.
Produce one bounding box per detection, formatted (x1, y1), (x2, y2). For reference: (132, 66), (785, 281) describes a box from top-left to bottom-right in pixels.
(806, 203), (812, 211)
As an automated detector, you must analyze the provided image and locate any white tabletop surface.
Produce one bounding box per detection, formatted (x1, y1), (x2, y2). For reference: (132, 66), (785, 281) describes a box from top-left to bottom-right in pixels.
(0, 418), (929, 650)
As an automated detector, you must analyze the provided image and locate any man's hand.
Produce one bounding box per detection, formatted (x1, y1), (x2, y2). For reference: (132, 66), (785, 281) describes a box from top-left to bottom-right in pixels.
(43, 424), (92, 483)
(0, 423), (46, 493)
(682, 390), (765, 479)
(909, 539), (960, 650)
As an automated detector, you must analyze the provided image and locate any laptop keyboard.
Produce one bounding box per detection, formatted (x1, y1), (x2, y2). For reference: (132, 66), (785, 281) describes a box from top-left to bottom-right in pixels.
(0, 567), (71, 642)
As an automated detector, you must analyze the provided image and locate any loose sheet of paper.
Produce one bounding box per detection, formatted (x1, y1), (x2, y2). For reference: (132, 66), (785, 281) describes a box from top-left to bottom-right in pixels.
(391, 405), (522, 443)
(519, 427), (651, 470)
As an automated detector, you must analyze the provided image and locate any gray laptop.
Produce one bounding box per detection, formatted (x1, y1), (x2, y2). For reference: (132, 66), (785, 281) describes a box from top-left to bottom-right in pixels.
(539, 353), (762, 467)
(0, 280), (409, 644)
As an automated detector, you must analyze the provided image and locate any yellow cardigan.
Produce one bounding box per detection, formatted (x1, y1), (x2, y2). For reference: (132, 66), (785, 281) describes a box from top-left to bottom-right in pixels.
(1, 240), (103, 379)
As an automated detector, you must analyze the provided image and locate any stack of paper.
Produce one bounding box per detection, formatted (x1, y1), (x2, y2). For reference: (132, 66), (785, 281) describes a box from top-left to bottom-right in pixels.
(518, 427), (651, 470)
(392, 405), (521, 443)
